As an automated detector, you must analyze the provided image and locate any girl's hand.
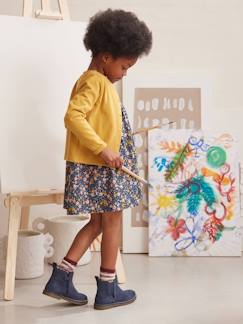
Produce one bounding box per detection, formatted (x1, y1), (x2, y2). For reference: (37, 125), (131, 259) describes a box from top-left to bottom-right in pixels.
(99, 147), (124, 168)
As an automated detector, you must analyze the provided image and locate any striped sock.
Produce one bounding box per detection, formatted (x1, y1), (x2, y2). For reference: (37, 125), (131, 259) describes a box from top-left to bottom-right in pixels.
(100, 266), (116, 282)
(58, 256), (77, 272)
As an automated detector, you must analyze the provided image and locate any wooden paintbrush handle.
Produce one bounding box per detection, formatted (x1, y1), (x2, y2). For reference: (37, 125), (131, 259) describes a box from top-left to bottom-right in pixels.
(121, 166), (148, 185)
(132, 122), (175, 135)
(132, 125), (160, 135)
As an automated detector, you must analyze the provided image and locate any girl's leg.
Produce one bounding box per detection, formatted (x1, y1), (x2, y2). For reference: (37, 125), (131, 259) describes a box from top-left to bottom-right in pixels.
(65, 212), (103, 263)
(100, 210), (122, 270)
(94, 210), (136, 310)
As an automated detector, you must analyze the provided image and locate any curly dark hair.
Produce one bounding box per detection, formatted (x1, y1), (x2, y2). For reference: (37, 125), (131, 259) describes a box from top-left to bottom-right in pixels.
(83, 9), (152, 58)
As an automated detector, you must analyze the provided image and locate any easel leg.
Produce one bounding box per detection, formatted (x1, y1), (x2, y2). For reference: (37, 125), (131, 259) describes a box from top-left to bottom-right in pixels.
(58, 0), (70, 20)
(4, 198), (21, 300)
(20, 206), (30, 230)
(22, 0), (33, 17)
(91, 234), (102, 251)
(116, 248), (126, 284)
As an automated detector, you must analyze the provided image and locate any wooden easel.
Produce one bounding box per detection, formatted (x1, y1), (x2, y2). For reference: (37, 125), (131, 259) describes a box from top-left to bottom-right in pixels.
(23, 0), (70, 20)
(3, 0), (125, 301)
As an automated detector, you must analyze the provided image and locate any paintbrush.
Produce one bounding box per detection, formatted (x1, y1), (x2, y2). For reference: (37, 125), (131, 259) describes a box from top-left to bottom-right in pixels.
(120, 122), (176, 187)
(132, 121), (175, 135)
(121, 165), (153, 188)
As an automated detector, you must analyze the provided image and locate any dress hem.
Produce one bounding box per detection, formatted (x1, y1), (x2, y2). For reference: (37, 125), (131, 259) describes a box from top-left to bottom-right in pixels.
(63, 200), (141, 215)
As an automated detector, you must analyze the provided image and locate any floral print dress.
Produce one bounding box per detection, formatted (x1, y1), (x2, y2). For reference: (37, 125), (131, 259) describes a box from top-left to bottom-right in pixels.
(63, 105), (142, 214)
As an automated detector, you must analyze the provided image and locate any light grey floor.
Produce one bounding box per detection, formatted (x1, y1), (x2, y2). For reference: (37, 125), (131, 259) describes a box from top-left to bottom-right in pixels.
(1, 253), (243, 324)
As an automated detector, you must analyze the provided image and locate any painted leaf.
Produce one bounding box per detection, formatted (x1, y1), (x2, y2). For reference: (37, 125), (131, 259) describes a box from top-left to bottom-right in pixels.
(187, 194), (202, 216)
(165, 143), (191, 182)
(175, 184), (189, 201)
(201, 179), (217, 206)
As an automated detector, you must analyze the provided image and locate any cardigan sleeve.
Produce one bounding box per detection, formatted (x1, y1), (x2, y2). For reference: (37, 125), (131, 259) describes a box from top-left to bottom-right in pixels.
(64, 75), (107, 155)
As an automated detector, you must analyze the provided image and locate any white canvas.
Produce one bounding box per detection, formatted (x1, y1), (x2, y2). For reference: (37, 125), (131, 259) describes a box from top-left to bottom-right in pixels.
(148, 129), (241, 256)
(0, 15), (89, 193)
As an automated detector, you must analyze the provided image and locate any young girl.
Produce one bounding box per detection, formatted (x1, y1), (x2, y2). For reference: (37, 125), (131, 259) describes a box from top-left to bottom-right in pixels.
(43, 8), (152, 310)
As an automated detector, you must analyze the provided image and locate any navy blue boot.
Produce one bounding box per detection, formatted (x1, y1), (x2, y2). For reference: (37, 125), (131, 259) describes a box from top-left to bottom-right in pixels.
(94, 276), (136, 310)
(43, 263), (88, 305)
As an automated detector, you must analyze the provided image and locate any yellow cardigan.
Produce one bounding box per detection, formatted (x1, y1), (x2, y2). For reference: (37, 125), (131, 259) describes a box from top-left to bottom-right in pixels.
(64, 70), (122, 166)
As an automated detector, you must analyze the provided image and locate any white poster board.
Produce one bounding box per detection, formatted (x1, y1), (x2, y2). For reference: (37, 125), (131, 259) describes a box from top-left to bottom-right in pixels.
(0, 15), (89, 193)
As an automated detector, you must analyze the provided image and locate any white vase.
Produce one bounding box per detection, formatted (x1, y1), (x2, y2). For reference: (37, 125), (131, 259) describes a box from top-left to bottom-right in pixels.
(16, 230), (54, 279)
(32, 215), (92, 266)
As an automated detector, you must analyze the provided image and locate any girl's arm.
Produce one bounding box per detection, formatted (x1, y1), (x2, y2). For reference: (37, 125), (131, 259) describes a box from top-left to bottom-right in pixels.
(64, 75), (107, 155)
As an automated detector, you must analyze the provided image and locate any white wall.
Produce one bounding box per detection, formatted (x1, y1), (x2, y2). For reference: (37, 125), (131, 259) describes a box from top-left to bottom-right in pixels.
(0, 1), (242, 107)
(0, 1), (243, 239)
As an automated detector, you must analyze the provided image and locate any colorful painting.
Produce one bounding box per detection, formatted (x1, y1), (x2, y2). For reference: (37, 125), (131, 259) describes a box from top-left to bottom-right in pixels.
(148, 129), (241, 256)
